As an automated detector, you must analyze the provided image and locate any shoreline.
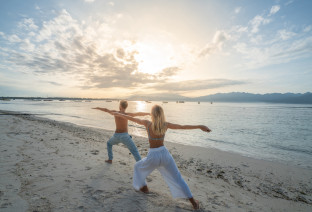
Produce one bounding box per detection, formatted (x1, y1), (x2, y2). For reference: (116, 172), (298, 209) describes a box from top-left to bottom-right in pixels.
(1, 110), (311, 211)
(2, 109), (311, 171)
(33, 115), (312, 170)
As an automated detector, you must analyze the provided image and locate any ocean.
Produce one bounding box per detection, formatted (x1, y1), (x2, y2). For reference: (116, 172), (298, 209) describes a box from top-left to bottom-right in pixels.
(1, 99), (311, 169)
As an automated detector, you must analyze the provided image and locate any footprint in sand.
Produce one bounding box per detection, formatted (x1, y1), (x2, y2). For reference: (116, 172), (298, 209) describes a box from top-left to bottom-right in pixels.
(1, 202), (13, 209)
(90, 150), (99, 155)
(85, 166), (92, 171)
(94, 190), (105, 195)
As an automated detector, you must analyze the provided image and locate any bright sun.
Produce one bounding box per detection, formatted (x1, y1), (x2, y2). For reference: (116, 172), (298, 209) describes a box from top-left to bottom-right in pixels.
(132, 41), (175, 75)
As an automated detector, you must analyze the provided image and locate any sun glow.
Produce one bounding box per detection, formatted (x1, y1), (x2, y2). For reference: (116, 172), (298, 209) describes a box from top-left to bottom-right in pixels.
(135, 101), (148, 112)
(132, 41), (176, 75)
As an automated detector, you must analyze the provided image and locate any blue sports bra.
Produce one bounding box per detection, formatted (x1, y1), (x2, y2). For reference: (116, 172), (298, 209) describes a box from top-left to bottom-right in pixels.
(147, 124), (165, 141)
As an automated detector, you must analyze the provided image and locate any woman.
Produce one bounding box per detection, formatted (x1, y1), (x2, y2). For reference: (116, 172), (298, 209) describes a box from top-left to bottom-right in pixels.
(113, 105), (211, 210)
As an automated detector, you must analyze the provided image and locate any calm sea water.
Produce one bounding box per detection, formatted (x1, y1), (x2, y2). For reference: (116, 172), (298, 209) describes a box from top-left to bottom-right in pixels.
(1, 99), (312, 169)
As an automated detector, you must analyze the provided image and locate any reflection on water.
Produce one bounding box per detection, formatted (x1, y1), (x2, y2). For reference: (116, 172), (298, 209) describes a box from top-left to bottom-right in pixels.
(135, 101), (148, 112)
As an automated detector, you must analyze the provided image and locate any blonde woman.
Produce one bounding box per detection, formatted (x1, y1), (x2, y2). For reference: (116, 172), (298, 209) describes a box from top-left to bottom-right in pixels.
(113, 105), (211, 210)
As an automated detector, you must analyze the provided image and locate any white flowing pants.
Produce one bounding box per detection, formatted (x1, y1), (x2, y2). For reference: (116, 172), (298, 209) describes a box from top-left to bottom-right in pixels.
(133, 146), (193, 199)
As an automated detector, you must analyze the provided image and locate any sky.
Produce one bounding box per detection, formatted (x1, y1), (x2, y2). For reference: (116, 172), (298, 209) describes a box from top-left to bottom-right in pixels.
(0, 0), (311, 98)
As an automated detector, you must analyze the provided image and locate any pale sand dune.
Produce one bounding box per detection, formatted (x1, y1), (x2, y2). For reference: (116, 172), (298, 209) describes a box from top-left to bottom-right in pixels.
(0, 110), (311, 211)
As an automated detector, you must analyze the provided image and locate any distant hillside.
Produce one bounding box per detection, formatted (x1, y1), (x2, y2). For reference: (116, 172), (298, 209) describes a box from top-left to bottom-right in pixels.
(2, 92), (312, 104)
(194, 92), (312, 104)
(128, 92), (312, 104)
(128, 93), (192, 101)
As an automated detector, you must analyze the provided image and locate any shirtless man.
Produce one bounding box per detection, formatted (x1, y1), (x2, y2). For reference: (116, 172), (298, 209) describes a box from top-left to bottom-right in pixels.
(93, 100), (149, 163)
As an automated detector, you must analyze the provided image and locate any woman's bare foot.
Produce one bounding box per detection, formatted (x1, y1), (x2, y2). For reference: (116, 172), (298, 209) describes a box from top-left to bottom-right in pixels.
(193, 200), (200, 210)
(105, 159), (112, 164)
(189, 198), (200, 210)
(140, 185), (149, 193)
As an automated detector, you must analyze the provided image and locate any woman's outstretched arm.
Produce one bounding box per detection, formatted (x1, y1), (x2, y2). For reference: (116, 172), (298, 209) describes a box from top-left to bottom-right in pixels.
(167, 122), (211, 132)
(113, 112), (149, 126)
(127, 112), (150, 117)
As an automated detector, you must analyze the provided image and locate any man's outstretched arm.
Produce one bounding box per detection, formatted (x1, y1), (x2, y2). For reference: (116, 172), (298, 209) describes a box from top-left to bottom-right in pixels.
(92, 107), (117, 115)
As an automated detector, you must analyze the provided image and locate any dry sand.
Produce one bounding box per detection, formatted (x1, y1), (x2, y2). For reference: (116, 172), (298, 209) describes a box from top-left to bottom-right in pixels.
(0, 110), (311, 212)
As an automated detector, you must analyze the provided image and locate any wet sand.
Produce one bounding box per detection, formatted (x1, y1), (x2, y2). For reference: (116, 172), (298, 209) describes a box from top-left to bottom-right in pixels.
(0, 110), (311, 211)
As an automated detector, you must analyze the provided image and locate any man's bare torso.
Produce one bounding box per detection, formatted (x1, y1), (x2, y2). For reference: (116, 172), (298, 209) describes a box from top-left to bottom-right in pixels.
(114, 112), (128, 133)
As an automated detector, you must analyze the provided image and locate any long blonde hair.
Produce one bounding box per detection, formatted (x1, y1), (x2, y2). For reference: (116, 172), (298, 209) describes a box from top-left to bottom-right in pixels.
(151, 105), (167, 136)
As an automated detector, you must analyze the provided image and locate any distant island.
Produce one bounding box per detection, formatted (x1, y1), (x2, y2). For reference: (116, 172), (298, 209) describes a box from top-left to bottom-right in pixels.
(129, 92), (312, 104)
(194, 92), (312, 104)
(1, 92), (312, 104)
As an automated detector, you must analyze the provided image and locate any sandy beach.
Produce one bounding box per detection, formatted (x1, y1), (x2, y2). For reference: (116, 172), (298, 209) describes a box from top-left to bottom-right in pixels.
(0, 110), (311, 212)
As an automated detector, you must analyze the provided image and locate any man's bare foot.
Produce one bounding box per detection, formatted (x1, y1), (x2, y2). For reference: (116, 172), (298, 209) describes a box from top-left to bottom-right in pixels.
(140, 185), (149, 193)
(105, 160), (112, 164)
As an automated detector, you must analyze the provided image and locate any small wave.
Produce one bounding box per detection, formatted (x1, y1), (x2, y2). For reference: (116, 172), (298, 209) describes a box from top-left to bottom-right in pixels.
(205, 138), (245, 147)
(270, 144), (312, 155)
(68, 115), (82, 119)
(206, 138), (228, 144)
(36, 113), (63, 116)
(36, 113), (82, 119)
(129, 124), (145, 130)
(276, 106), (312, 110)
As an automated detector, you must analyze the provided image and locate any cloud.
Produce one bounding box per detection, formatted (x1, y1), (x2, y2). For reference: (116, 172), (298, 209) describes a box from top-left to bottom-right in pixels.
(84, 0), (95, 2)
(8, 34), (21, 43)
(157, 67), (181, 78)
(20, 38), (35, 51)
(278, 29), (296, 40)
(151, 79), (246, 92)
(0, 9), (193, 93)
(233, 36), (312, 69)
(227, 2), (312, 70)
(271, 37), (312, 60)
(269, 5), (280, 16)
(18, 18), (38, 31)
(249, 15), (271, 33)
(35, 9), (80, 42)
(40, 81), (63, 86)
(199, 31), (230, 57)
(227, 3), (312, 70)
(234, 7), (241, 14)
(285, 1), (294, 6)
(303, 25), (312, 33)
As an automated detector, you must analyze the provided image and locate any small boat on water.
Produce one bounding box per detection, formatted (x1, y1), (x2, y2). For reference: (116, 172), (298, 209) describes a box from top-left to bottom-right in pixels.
(43, 99), (53, 101)
(178, 101), (184, 103)
(0, 98), (10, 101)
(162, 101), (168, 103)
(145, 101), (152, 103)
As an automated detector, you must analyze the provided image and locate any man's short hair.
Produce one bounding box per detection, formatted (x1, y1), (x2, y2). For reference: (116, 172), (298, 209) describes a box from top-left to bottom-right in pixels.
(119, 100), (128, 109)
